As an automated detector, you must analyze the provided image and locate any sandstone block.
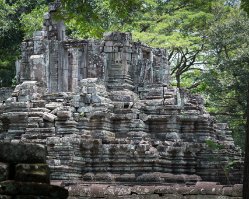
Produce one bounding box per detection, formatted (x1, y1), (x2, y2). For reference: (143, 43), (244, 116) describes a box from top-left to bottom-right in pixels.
(57, 111), (71, 119)
(68, 184), (90, 197)
(89, 184), (108, 198)
(87, 86), (96, 94)
(91, 94), (101, 103)
(232, 184), (243, 197)
(193, 182), (223, 195)
(136, 173), (163, 183)
(45, 102), (62, 110)
(116, 174), (136, 182)
(43, 112), (57, 122)
(131, 186), (155, 195)
(104, 186), (131, 196)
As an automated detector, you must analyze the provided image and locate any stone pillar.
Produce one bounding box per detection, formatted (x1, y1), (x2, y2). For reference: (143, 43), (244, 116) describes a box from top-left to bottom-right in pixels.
(49, 41), (59, 92)
(19, 41), (34, 82)
(71, 48), (79, 93)
(67, 48), (80, 92)
(62, 49), (69, 92)
(15, 60), (21, 83)
(58, 42), (65, 92)
(87, 40), (104, 79)
(156, 48), (170, 85)
(103, 32), (133, 90)
(82, 44), (88, 79)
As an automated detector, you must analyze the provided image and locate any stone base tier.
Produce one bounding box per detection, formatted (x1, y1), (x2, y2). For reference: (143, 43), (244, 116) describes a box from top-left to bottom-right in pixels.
(67, 182), (242, 199)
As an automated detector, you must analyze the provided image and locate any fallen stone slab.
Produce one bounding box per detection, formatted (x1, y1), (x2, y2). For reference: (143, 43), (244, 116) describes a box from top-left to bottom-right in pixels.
(42, 112), (57, 122)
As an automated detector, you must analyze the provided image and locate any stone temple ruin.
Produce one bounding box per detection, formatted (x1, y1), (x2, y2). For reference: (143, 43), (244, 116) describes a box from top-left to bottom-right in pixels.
(0, 2), (244, 199)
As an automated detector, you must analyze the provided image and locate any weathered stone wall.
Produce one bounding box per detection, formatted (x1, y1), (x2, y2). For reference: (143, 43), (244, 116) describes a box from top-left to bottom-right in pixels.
(0, 142), (68, 198)
(0, 88), (13, 102)
(0, 80), (242, 186)
(17, 31), (170, 93)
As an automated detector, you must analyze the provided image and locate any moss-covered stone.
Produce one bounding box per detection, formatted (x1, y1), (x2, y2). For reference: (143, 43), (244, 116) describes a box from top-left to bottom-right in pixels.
(0, 143), (46, 163)
(15, 164), (50, 183)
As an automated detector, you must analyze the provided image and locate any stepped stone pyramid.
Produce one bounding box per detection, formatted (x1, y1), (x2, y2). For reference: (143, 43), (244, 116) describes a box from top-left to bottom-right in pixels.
(0, 1), (243, 194)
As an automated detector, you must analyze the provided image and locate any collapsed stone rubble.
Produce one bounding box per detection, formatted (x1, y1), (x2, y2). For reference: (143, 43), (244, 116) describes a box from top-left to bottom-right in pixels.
(0, 2), (243, 198)
(0, 142), (68, 198)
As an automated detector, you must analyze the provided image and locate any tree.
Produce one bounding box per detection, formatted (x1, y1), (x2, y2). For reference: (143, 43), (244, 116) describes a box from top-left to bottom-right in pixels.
(241, 0), (249, 16)
(240, 0), (249, 198)
(128, 0), (216, 88)
(58, 0), (226, 89)
(0, 0), (48, 87)
(20, 4), (48, 39)
(196, 6), (249, 147)
(57, 0), (144, 38)
(243, 83), (249, 198)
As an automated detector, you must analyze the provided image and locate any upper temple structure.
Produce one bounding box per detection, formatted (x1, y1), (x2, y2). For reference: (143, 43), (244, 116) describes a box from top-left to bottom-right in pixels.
(16, 2), (169, 93)
(0, 2), (244, 198)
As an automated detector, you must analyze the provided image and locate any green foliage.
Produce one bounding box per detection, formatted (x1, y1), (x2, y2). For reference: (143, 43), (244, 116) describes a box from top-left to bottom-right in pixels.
(199, 8), (249, 149)
(20, 5), (48, 39)
(205, 139), (224, 151)
(58, 0), (144, 38)
(11, 76), (17, 87)
(124, 0), (221, 88)
(131, 0), (214, 47)
(0, 0), (48, 86)
(205, 139), (240, 184)
(80, 111), (85, 118)
(224, 159), (240, 173)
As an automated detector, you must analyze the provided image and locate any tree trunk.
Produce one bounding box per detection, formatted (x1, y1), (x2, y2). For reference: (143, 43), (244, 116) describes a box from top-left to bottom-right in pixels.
(243, 83), (249, 199)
